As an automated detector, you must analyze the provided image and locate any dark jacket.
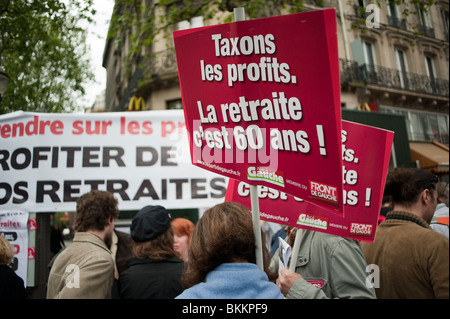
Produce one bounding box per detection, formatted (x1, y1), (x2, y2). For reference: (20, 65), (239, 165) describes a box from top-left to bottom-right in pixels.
(0, 265), (28, 299)
(118, 256), (184, 299)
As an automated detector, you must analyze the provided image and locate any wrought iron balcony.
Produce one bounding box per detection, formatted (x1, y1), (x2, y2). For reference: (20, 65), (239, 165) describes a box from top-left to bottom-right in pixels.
(387, 16), (407, 30)
(339, 59), (449, 97)
(417, 24), (435, 38)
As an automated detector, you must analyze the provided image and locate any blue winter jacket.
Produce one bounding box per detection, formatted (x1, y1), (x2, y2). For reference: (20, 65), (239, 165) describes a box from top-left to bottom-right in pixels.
(176, 263), (283, 299)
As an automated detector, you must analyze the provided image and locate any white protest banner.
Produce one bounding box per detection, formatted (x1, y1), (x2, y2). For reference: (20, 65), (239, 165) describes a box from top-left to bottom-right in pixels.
(0, 211), (29, 285)
(0, 110), (227, 212)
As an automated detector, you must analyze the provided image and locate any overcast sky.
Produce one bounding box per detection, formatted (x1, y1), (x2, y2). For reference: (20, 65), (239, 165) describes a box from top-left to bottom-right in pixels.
(79, 0), (114, 111)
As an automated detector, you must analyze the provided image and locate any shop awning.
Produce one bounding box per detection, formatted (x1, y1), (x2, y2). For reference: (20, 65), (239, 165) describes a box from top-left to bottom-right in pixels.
(410, 141), (449, 174)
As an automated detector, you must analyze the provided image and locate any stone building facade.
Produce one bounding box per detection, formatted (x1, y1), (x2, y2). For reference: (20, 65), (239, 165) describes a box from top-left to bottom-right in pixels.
(103, 0), (449, 145)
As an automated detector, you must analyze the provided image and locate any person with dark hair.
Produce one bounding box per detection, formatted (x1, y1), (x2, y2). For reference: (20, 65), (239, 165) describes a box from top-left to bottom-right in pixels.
(176, 201), (283, 299)
(118, 205), (184, 299)
(46, 190), (119, 299)
(361, 168), (449, 299)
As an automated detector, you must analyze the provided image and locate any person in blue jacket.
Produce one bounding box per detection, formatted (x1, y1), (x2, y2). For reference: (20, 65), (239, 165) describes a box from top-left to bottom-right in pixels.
(176, 201), (283, 299)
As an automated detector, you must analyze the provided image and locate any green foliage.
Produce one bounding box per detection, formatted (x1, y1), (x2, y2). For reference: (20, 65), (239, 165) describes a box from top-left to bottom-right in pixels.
(0, 0), (96, 114)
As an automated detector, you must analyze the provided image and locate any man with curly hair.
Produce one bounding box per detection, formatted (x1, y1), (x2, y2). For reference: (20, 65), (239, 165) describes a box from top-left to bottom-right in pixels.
(47, 190), (119, 299)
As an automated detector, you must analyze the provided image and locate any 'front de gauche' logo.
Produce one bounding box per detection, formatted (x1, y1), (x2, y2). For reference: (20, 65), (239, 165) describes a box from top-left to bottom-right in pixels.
(350, 223), (373, 237)
(309, 180), (338, 205)
(247, 166), (284, 187)
(297, 213), (328, 230)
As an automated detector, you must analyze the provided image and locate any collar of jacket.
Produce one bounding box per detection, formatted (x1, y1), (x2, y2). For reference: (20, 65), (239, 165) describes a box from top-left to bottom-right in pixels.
(73, 232), (111, 253)
(385, 211), (430, 229)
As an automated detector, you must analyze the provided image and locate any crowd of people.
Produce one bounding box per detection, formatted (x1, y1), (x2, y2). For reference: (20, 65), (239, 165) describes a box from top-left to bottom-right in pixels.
(0, 167), (448, 299)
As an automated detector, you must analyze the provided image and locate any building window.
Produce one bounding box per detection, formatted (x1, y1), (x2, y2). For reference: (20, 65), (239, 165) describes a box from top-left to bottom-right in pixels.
(363, 41), (377, 80)
(418, 6), (433, 28)
(363, 41), (376, 66)
(425, 55), (438, 94)
(418, 5), (435, 37)
(381, 106), (449, 145)
(425, 56), (436, 79)
(395, 49), (409, 89)
(354, 0), (368, 18)
(441, 10), (449, 41)
(388, 1), (407, 29)
(167, 99), (183, 110)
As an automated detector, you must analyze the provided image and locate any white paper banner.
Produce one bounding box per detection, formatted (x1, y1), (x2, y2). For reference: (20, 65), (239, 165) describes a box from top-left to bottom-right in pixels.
(0, 110), (227, 212)
(0, 211), (29, 285)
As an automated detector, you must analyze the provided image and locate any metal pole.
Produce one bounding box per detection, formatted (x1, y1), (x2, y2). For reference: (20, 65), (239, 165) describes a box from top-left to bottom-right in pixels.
(289, 228), (303, 272)
(234, 7), (245, 22)
(250, 185), (264, 270)
(233, 7), (264, 270)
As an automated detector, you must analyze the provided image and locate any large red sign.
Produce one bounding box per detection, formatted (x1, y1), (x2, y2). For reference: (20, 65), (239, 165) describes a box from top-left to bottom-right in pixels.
(225, 121), (394, 242)
(174, 10), (344, 215)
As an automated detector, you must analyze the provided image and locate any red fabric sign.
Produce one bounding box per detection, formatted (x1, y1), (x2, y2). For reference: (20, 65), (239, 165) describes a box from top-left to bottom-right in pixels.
(174, 10), (344, 216)
(225, 121), (394, 242)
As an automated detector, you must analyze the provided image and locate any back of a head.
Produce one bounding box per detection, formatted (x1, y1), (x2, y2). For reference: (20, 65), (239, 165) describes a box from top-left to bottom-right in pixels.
(130, 205), (177, 260)
(171, 218), (195, 239)
(384, 167), (438, 207)
(183, 202), (255, 287)
(75, 190), (119, 232)
(192, 201), (255, 264)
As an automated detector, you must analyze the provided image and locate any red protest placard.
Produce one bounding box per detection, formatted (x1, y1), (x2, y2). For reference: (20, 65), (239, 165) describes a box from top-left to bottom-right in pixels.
(174, 9), (344, 216)
(225, 121), (394, 242)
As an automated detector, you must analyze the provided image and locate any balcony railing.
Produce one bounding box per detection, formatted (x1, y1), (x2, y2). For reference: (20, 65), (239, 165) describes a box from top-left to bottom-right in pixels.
(417, 24), (435, 38)
(339, 59), (449, 97)
(387, 16), (407, 30)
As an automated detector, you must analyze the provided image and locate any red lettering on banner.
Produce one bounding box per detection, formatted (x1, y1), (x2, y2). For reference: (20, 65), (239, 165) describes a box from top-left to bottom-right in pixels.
(120, 116), (153, 135)
(161, 121), (185, 137)
(71, 120), (112, 135)
(0, 116), (64, 138)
